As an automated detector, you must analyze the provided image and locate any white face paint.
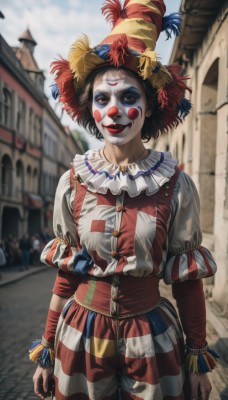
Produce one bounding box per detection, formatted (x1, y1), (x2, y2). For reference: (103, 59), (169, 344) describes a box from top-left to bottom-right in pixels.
(92, 70), (148, 146)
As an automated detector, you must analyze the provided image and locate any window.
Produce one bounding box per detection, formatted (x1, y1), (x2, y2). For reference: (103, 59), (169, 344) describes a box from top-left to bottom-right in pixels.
(2, 88), (12, 128)
(16, 99), (26, 134)
(29, 108), (34, 142)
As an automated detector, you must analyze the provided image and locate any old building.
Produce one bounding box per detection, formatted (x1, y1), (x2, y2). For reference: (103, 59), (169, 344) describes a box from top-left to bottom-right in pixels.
(153, 1), (228, 312)
(0, 28), (85, 240)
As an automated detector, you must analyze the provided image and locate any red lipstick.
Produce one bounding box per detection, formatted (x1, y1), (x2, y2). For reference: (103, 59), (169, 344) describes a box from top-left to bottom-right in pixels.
(102, 123), (132, 134)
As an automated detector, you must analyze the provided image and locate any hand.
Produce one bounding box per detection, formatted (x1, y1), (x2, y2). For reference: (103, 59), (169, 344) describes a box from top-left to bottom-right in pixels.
(33, 365), (54, 400)
(189, 373), (212, 400)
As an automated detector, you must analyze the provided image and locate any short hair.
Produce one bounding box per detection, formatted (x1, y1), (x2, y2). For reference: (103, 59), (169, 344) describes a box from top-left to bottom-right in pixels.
(77, 66), (164, 141)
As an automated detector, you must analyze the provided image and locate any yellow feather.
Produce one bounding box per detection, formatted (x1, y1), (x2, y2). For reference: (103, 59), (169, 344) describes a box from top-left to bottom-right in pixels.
(69, 34), (103, 83)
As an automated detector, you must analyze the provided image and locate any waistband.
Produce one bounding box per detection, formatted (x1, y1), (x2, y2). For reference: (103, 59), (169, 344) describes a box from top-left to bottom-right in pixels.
(75, 274), (160, 319)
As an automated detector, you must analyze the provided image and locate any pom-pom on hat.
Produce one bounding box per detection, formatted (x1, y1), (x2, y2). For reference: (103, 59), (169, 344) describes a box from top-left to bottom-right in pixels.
(51, 0), (192, 133)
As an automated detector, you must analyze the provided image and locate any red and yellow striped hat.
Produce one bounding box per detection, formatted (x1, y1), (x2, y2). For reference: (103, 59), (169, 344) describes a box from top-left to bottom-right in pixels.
(51, 0), (191, 132)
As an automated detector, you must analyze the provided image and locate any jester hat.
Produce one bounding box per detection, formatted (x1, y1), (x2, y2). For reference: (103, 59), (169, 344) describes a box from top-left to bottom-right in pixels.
(51, 0), (191, 132)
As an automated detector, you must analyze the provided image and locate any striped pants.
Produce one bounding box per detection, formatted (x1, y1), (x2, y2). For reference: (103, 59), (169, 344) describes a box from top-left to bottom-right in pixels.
(53, 297), (185, 400)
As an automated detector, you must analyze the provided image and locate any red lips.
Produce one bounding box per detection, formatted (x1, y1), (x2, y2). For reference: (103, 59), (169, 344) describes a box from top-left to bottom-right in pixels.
(102, 123), (132, 134)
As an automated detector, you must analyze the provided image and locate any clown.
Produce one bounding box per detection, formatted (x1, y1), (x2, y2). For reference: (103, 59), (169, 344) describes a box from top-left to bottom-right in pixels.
(29, 1), (219, 399)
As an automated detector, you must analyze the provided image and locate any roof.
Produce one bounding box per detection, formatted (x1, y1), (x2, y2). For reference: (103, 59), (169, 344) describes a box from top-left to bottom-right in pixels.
(170, 0), (224, 63)
(13, 45), (40, 72)
(18, 28), (37, 46)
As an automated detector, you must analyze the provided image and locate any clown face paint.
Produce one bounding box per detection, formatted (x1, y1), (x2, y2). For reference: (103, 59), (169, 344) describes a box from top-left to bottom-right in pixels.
(92, 70), (148, 146)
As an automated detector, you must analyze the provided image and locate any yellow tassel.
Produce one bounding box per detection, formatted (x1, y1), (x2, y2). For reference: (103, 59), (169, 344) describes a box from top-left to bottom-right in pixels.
(29, 344), (44, 362)
(148, 63), (172, 89)
(138, 49), (157, 80)
(69, 34), (103, 83)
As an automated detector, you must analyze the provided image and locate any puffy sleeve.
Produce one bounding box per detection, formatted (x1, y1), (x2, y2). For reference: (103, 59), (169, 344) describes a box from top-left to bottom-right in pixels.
(163, 171), (217, 284)
(41, 170), (78, 274)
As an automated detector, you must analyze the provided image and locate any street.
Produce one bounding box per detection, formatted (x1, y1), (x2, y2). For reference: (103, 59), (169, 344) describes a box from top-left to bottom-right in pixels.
(0, 269), (56, 400)
(0, 270), (227, 400)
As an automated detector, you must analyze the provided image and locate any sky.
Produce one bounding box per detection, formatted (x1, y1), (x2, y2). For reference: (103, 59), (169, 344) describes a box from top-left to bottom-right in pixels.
(0, 0), (181, 149)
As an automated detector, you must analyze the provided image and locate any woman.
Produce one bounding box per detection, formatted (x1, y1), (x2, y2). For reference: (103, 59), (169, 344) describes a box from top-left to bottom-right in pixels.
(30, 1), (218, 399)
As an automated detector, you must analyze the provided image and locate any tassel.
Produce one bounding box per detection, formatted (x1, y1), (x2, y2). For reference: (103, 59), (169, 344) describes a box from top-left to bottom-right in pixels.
(69, 35), (103, 82)
(101, 0), (122, 28)
(162, 13), (182, 40)
(149, 62), (172, 89)
(51, 83), (60, 100)
(139, 49), (157, 80)
(109, 34), (129, 67)
(93, 44), (110, 61)
(29, 339), (55, 367)
(50, 57), (81, 120)
(177, 98), (192, 118)
(185, 345), (220, 374)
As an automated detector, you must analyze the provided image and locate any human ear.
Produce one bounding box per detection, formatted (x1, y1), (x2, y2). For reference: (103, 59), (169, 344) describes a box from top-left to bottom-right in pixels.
(145, 107), (153, 117)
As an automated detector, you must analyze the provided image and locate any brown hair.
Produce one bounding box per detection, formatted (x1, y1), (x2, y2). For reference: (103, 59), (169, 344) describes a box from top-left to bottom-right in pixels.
(77, 66), (164, 141)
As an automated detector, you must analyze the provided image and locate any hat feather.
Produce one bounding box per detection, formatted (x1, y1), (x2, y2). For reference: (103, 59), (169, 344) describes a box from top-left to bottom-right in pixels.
(162, 13), (182, 40)
(50, 57), (81, 120)
(69, 34), (92, 80)
(177, 98), (192, 118)
(101, 0), (122, 28)
(158, 64), (191, 108)
(109, 34), (129, 66)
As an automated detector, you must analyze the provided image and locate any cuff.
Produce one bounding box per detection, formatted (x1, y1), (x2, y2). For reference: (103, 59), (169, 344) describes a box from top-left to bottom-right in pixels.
(185, 343), (220, 373)
(164, 246), (217, 284)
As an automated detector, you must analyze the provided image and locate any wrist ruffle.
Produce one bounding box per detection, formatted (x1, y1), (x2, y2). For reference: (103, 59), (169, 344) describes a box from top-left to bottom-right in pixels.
(29, 336), (55, 367)
(185, 343), (220, 373)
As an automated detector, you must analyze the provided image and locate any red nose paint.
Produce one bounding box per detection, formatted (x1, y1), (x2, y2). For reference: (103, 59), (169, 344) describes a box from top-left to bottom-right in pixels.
(93, 110), (102, 123)
(128, 108), (139, 120)
(107, 106), (119, 118)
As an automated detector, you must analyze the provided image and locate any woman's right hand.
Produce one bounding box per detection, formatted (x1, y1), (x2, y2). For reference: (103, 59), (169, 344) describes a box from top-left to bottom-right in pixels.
(33, 365), (54, 399)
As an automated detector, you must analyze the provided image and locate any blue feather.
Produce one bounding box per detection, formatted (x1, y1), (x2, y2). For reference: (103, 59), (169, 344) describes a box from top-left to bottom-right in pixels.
(177, 98), (192, 118)
(51, 83), (60, 100)
(93, 44), (110, 61)
(162, 13), (182, 40)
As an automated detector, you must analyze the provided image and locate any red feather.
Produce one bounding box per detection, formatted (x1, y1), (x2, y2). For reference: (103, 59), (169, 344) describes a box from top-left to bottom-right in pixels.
(50, 57), (81, 120)
(101, 0), (122, 28)
(154, 64), (192, 132)
(109, 34), (129, 67)
(158, 64), (191, 108)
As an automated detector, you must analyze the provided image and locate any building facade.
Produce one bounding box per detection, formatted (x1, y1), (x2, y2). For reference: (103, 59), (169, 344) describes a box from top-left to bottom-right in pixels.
(0, 29), (85, 240)
(153, 0), (228, 312)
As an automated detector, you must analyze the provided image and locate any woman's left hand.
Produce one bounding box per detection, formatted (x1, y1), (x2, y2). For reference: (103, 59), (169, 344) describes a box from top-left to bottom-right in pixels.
(189, 373), (212, 400)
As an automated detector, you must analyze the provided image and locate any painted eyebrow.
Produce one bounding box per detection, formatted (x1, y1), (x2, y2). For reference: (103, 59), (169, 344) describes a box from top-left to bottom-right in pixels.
(93, 86), (141, 97)
(122, 86), (141, 95)
(93, 90), (109, 98)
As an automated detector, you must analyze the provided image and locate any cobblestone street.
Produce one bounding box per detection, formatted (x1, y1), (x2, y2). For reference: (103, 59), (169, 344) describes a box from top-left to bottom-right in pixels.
(0, 269), (55, 400)
(0, 269), (227, 399)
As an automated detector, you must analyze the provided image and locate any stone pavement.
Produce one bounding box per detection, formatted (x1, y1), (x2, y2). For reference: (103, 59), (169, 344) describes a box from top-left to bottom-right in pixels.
(0, 265), (228, 399)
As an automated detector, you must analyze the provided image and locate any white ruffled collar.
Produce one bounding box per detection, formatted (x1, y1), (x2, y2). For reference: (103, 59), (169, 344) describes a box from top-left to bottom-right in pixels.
(73, 148), (178, 197)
